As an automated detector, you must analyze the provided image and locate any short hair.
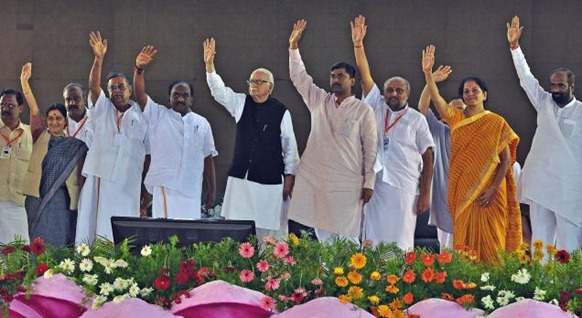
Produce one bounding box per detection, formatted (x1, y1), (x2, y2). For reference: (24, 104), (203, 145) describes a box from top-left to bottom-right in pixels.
(106, 72), (132, 87)
(46, 103), (67, 118)
(252, 68), (274, 84)
(458, 77), (489, 100)
(551, 68), (575, 85)
(383, 76), (411, 93)
(330, 62), (356, 78)
(0, 89), (24, 106)
(168, 81), (194, 96)
(62, 82), (86, 96)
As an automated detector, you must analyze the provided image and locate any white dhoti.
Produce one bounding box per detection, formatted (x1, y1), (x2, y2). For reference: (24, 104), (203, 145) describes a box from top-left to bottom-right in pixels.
(0, 201), (29, 244)
(530, 202), (582, 255)
(437, 229), (453, 250)
(76, 176), (140, 244)
(221, 176), (286, 240)
(152, 186), (201, 219)
(363, 180), (417, 251)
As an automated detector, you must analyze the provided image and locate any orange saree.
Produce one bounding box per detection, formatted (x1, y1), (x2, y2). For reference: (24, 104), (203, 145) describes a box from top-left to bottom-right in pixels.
(445, 109), (521, 263)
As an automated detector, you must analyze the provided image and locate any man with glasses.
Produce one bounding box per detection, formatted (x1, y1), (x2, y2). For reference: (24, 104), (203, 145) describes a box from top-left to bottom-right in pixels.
(287, 20), (378, 243)
(204, 38), (299, 241)
(132, 45), (218, 220)
(351, 16), (434, 250)
(0, 89), (33, 243)
(76, 31), (151, 243)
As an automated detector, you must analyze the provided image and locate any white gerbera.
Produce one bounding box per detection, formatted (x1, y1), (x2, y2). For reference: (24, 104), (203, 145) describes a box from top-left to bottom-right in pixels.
(79, 259), (93, 272)
(481, 295), (495, 310)
(140, 287), (153, 297)
(113, 294), (129, 304)
(76, 243), (91, 257)
(43, 269), (54, 279)
(480, 272), (490, 282)
(510, 268), (531, 284)
(480, 285), (496, 291)
(533, 287), (547, 301)
(114, 259), (128, 268)
(92, 296), (107, 310)
(99, 282), (114, 296)
(113, 277), (130, 291)
(141, 245), (152, 257)
(82, 274), (99, 286)
(129, 283), (140, 297)
(59, 258), (76, 274)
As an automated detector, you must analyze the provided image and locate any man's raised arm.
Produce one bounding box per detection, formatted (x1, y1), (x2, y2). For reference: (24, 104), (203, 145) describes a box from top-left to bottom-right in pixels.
(133, 45), (158, 110)
(88, 31), (107, 105)
(351, 15), (374, 97)
(418, 65), (453, 115)
(422, 45), (451, 119)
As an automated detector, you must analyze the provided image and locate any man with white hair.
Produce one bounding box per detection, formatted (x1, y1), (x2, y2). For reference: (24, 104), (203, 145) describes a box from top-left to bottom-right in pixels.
(203, 38), (299, 240)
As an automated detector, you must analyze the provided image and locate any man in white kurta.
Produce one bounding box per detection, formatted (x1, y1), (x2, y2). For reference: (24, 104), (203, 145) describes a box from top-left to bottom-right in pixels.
(63, 83), (93, 147)
(204, 38), (299, 240)
(287, 20), (378, 242)
(508, 17), (582, 252)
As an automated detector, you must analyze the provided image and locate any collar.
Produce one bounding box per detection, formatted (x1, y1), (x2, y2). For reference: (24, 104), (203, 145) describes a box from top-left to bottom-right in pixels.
(0, 119), (26, 132)
(68, 112), (89, 124)
(387, 103), (409, 114)
(561, 97), (578, 109)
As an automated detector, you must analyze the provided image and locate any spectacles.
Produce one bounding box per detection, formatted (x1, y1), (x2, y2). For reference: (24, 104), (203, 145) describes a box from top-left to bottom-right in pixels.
(247, 79), (270, 86)
(0, 103), (18, 110)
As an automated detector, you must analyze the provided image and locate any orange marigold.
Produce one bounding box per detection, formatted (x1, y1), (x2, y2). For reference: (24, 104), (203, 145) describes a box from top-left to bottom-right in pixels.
(348, 286), (364, 299)
(347, 270), (362, 284)
(463, 282), (477, 289)
(456, 294), (475, 306)
(370, 271), (382, 281)
(420, 253), (435, 267)
(386, 274), (399, 285)
(350, 253), (367, 269)
(377, 305), (392, 317)
(533, 239), (544, 250)
(402, 292), (414, 305)
(385, 284), (400, 294)
(338, 294), (352, 304)
(335, 276), (348, 287)
(392, 309), (405, 318)
(421, 268), (435, 283)
(441, 292), (454, 301)
(434, 271), (447, 284)
(402, 270), (416, 284)
(389, 298), (403, 310)
(452, 279), (464, 290)
(437, 250), (452, 265)
(405, 251), (417, 265)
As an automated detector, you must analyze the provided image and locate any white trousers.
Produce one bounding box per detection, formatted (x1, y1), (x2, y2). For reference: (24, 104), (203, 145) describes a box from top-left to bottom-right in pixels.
(530, 202), (582, 254)
(0, 201), (29, 244)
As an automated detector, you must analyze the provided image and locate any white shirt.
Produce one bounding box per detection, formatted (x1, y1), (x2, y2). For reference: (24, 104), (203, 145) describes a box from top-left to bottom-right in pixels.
(511, 47), (582, 225)
(143, 96), (217, 198)
(206, 71), (299, 175)
(82, 90), (150, 184)
(365, 84), (435, 192)
(67, 113), (92, 147)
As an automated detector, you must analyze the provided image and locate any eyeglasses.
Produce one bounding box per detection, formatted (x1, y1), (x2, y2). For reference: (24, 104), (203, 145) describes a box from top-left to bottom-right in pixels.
(247, 79), (270, 86)
(0, 103), (18, 110)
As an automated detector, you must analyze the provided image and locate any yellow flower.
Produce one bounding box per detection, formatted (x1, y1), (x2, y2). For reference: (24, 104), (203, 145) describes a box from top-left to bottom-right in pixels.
(377, 304), (392, 317)
(533, 250), (545, 261)
(334, 267), (344, 275)
(547, 244), (557, 257)
(347, 270), (363, 284)
(391, 309), (405, 318)
(386, 274), (399, 285)
(385, 284), (399, 294)
(518, 253), (530, 264)
(464, 282), (477, 289)
(368, 295), (380, 305)
(533, 239), (544, 250)
(348, 286), (364, 299)
(335, 276), (348, 287)
(389, 298), (403, 310)
(370, 271), (381, 281)
(350, 253), (367, 269)
(287, 233), (299, 246)
(338, 294), (352, 304)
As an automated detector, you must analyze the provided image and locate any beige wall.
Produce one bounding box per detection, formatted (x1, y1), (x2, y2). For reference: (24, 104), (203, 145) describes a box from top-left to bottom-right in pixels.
(2, 0), (581, 194)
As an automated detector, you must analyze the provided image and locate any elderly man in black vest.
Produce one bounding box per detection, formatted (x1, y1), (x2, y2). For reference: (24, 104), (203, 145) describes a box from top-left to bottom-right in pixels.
(204, 38), (299, 241)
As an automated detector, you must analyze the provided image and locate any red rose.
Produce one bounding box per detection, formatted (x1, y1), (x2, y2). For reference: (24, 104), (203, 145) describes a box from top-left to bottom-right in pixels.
(35, 263), (49, 275)
(154, 274), (171, 290)
(31, 237), (45, 256)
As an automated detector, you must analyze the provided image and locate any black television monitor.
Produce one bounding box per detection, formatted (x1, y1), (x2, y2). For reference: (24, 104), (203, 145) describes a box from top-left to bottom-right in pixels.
(111, 217), (256, 249)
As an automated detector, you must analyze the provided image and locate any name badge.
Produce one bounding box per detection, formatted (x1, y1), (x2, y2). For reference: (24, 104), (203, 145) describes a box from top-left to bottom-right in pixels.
(1, 145), (12, 159)
(383, 137), (390, 152)
(113, 133), (127, 147)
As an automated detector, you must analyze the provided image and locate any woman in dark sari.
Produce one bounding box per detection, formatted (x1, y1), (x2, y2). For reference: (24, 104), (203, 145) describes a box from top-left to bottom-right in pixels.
(20, 63), (88, 246)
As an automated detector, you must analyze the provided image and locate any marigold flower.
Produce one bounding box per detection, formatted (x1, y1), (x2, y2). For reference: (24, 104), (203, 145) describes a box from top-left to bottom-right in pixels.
(339, 294), (352, 304)
(555, 250), (570, 263)
(464, 282), (477, 289)
(385, 284), (400, 294)
(441, 292), (454, 301)
(402, 292), (414, 305)
(335, 276), (348, 287)
(434, 271), (447, 283)
(420, 253), (435, 267)
(348, 286), (364, 299)
(392, 309), (406, 318)
(368, 295), (380, 305)
(347, 270), (362, 284)
(334, 267), (344, 275)
(377, 305), (392, 317)
(386, 274), (399, 285)
(421, 268), (435, 283)
(456, 294), (475, 306)
(350, 253), (367, 269)
(533, 239), (544, 250)
(287, 233), (299, 246)
(518, 253), (531, 264)
(390, 297), (404, 309)
(546, 244), (557, 256)
(405, 251), (417, 265)
(437, 250), (452, 265)
(238, 242), (255, 258)
(370, 271), (381, 281)
(402, 270), (415, 284)
(453, 279), (464, 290)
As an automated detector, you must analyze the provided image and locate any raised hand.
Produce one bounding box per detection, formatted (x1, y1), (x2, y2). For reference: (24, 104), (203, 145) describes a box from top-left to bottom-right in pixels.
(433, 65), (452, 83)
(21, 62), (32, 82)
(89, 31), (108, 59)
(289, 19), (307, 49)
(136, 45), (158, 69)
(350, 15), (367, 46)
(203, 38), (216, 65)
(422, 45), (436, 73)
(506, 15), (523, 47)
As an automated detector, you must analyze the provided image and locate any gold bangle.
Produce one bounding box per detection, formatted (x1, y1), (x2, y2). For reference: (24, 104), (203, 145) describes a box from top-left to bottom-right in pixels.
(354, 45), (363, 48)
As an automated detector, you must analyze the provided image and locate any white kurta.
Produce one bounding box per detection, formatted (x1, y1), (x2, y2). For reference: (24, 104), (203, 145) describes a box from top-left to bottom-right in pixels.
(76, 90), (150, 243)
(362, 84), (435, 250)
(206, 71), (299, 231)
(67, 113), (92, 148)
(143, 96), (217, 219)
(511, 47), (582, 226)
(287, 48), (378, 237)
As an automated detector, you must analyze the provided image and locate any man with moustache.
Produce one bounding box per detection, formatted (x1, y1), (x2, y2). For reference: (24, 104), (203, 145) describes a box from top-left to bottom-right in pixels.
(133, 46), (218, 219)
(76, 31), (150, 243)
(63, 83), (92, 147)
(204, 38), (299, 240)
(352, 16), (434, 250)
(287, 20), (378, 243)
(0, 89), (33, 243)
(508, 16), (582, 254)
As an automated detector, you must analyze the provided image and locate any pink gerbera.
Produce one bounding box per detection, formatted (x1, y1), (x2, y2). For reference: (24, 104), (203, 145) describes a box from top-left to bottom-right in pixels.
(265, 276), (281, 291)
(274, 242), (290, 259)
(291, 287), (308, 303)
(283, 256), (296, 265)
(260, 296), (276, 311)
(256, 259), (270, 272)
(238, 242), (255, 258)
(239, 269), (255, 283)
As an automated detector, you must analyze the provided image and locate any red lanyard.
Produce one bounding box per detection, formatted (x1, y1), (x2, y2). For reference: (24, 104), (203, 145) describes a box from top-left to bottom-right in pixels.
(66, 116), (88, 138)
(0, 129), (24, 146)
(384, 107), (408, 133)
(115, 110), (125, 132)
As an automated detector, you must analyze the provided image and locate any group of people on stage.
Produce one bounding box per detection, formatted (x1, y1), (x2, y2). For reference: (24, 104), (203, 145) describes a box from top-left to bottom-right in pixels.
(0, 15), (580, 263)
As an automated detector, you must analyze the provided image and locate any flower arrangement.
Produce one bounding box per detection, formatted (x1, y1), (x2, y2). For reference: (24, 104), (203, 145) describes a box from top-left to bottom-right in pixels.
(1, 235), (581, 317)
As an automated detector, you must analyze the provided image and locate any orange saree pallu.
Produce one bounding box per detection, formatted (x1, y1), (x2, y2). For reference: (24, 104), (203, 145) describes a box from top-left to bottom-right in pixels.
(445, 110), (521, 263)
